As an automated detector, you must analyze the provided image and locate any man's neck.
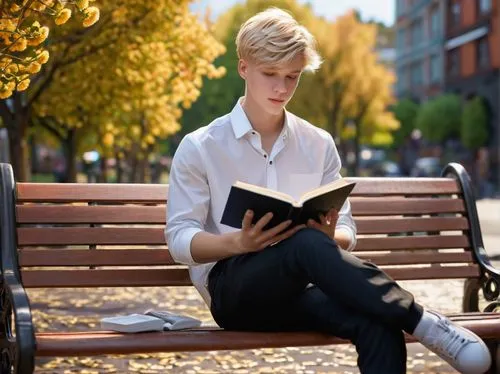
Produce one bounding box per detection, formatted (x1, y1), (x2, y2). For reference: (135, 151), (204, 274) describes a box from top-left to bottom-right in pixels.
(241, 96), (284, 137)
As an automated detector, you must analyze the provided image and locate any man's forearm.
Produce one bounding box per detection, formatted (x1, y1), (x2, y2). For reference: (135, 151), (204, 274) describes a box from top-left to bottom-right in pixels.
(190, 231), (241, 263)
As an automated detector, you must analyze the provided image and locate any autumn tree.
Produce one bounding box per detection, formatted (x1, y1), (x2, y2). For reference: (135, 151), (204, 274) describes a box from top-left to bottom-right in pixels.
(0, 0), (100, 180)
(1, 1), (225, 181)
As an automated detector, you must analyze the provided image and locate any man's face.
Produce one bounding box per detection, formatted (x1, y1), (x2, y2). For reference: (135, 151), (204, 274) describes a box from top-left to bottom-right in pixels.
(239, 54), (304, 115)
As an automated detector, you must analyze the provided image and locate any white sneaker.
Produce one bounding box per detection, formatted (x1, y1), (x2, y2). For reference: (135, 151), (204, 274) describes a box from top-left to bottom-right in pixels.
(419, 311), (491, 374)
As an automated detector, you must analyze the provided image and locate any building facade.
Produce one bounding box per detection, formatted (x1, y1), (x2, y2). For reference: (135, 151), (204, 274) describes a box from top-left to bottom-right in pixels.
(395, 0), (446, 101)
(444, 0), (500, 186)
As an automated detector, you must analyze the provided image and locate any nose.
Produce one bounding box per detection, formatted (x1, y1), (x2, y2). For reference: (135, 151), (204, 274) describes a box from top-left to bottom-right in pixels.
(273, 78), (287, 94)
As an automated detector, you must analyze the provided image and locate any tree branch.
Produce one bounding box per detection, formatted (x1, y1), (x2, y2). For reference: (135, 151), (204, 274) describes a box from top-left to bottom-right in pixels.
(36, 115), (65, 141)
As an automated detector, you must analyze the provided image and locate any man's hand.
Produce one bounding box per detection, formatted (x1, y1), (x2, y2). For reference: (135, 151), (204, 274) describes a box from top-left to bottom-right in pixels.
(306, 208), (339, 239)
(234, 210), (305, 254)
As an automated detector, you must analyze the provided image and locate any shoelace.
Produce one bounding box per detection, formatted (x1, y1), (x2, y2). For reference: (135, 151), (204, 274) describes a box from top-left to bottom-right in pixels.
(427, 318), (472, 360)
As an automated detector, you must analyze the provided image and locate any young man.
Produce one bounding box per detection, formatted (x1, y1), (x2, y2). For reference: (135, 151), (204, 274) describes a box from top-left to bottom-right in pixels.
(166, 8), (491, 374)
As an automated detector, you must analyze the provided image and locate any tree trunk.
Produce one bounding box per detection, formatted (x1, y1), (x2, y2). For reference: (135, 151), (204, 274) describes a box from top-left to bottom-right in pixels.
(115, 151), (124, 183)
(62, 129), (77, 182)
(7, 126), (29, 181)
(99, 156), (108, 183)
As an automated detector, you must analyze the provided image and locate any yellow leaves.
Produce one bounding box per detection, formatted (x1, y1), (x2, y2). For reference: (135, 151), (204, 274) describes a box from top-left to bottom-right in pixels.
(28, 26), (50, 46)
(83, 7), (100, 27)
(38, 50), (50, 64)
(55, 9), (72, 26)
(27, 62), (41, 74)
(77, 0), (90, 11)
(17, 79), (30, 92)
(102, 133), (114, 147)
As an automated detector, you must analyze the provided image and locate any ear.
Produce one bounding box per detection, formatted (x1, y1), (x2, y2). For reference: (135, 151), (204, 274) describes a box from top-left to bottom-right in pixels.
(238, 59), (248, 80)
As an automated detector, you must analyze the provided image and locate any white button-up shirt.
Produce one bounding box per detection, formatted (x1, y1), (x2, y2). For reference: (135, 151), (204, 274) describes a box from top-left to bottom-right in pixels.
(166, 99), (357, 306)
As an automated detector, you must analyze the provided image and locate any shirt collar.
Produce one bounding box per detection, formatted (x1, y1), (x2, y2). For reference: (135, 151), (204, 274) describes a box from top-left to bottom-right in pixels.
(230, 97), (291, 140)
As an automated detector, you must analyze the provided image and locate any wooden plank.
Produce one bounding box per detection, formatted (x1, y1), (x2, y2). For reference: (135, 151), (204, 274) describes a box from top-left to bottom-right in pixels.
(350, 198), (465, 216)
(17, 205), (166, 224)
(17, 227), (165, 246)
(19, 249), (176, 267)
(17, 217), (469, 246)
(354, 235), (470, 251)
(349, 178), (460, 195)
(17, 183), (168, 203)
(359, 251), (474, 266)
(16, 199), (466, 224)
(18, 248), (474, 267)
(21, 269), (191, 288)
(33, 315), (500, 356)
(356, 217), (469, 234)
(20, 265), (480, 288)
(16, 178), (460, 204)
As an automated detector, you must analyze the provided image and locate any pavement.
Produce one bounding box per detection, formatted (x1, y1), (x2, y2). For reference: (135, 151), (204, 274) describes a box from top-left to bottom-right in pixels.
(33, 199), (500, 373)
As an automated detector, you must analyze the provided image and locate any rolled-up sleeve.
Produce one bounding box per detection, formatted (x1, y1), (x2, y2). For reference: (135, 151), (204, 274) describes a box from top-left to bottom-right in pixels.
(165, 135), (209, 265)
(321, 133), (357, 251)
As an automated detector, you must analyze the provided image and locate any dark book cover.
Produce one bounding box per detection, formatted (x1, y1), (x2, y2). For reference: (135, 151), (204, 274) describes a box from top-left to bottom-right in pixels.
(220, 181), (355, 230)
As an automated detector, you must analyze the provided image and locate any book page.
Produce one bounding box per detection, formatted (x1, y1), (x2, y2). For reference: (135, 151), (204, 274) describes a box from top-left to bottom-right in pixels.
(234, 181), (296, 204)
(298, 179), (353, 204)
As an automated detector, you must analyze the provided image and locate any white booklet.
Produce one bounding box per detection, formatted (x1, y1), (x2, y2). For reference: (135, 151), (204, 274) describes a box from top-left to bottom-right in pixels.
(100, 310), (202, 333)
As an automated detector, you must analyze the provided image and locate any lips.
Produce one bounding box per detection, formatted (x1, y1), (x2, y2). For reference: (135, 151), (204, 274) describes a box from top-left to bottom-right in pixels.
(269, 98), (285, 104)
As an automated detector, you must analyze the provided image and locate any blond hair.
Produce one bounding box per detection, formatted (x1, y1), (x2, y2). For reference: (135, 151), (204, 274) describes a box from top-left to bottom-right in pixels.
(236, 8), (322, 72)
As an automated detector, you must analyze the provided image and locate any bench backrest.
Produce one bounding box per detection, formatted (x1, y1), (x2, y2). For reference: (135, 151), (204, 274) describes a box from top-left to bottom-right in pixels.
(9, 164), (483, 289)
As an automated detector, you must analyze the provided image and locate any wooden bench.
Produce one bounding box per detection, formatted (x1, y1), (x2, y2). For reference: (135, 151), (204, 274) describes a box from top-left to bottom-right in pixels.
(1, 161), (500, 374)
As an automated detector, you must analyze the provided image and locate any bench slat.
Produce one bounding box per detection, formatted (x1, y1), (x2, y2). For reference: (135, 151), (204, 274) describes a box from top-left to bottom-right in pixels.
(350, 198), (465, 216)
(355, 235), (470, 251)
(356, 217), (469, 234)
(33, 315), (500, 356)
(20, 265), (480, 288)
(18, 249), (473, 267)
(17, 227), (165, 246)
(16, 179), (460, 204)
(17, 183), (168, 203)
(16, 205), (166, 224)
(349, 178), (460, 195)
(17, 217), (469, 246)
(15, 198), (466, 224)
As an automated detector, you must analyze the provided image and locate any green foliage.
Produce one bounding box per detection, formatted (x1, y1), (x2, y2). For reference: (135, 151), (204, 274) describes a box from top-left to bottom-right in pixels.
(461, 97), (489, 150)
(391, 98), (418, 147)
(416, 94), (461, 143)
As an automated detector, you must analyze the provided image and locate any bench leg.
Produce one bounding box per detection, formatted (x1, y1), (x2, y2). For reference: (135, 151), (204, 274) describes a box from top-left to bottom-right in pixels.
(0, 288), (16, 374)
(463, 278), (481, 312)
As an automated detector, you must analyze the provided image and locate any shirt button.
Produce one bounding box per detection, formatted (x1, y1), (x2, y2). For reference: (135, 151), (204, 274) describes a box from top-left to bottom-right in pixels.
(264, 154), (267, 158)
(252, 131), (256, 135)
(270, 161), (273, 165)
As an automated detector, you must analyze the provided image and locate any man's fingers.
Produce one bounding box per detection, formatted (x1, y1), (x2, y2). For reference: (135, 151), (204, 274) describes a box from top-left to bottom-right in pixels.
(262, 225), (305, 248)
(260, 219), (292, 243)
(241, 210), (254, 230)
(253, 212), (274, 232)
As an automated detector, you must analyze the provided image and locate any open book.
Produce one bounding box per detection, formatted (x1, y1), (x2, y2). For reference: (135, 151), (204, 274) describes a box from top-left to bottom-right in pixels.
(221, 179), (356, 230)
(100, 310), (201, 333)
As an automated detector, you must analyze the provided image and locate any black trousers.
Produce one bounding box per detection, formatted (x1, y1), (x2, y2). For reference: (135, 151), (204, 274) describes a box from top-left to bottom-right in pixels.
(208, 228), (424, 374)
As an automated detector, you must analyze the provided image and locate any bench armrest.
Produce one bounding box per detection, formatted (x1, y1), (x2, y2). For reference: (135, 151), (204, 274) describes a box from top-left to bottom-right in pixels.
(442, 163), (500, 283)
(0, 163), (36, 373)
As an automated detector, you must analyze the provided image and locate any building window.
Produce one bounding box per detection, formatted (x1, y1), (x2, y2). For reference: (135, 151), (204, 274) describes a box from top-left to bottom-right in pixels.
(430, 7), (440, 38)
(449, 1), (461, 27)
(411, 18), (423, 45)
(447, 48), (460, 76)
(477, 37), (489, 69)
(411, 62), (423, 87)
(478, 0), (492, 14)
(430, 55), (440, 83)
